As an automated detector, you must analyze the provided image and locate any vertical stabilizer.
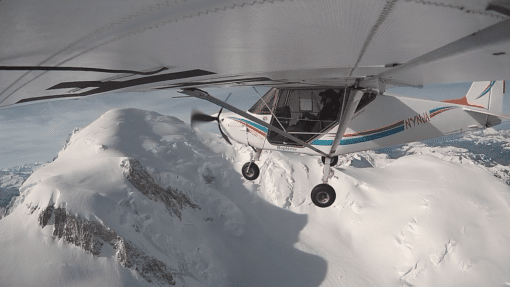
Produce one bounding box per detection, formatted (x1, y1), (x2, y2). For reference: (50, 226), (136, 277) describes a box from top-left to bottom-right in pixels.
(443, 80), (505, 114)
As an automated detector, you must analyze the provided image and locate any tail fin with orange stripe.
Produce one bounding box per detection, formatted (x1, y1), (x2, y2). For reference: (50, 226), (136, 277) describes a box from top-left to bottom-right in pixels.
(443, 80), (505, 114)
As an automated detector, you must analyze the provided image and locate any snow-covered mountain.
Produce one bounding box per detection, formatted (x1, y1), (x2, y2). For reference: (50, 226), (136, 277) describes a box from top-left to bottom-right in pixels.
(1, 108), (509, 286)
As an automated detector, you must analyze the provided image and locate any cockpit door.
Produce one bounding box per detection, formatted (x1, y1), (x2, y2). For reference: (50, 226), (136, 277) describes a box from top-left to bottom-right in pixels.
(246, 115), (271, 149)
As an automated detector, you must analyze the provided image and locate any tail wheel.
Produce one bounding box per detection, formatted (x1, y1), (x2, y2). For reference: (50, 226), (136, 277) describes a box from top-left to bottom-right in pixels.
(242, 162), (260, 180)
(311, 184), (336, 208)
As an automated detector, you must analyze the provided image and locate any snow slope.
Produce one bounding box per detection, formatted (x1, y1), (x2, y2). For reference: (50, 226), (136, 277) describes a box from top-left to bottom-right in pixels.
(1, 108), (510, 286)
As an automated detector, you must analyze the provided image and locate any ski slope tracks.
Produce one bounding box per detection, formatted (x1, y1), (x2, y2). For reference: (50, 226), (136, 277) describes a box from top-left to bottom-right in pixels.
(1, 108), (510, 286)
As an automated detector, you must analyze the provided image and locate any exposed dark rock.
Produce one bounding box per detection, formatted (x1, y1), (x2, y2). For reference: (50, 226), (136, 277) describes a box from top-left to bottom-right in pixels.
(121, 158), (199, 220)
(38, 205), (178, 286)
(491, 168), (510, 185)
(38, 204), (53, 227)
(53, 207), (106, 256)
(115, 238), (177, 285)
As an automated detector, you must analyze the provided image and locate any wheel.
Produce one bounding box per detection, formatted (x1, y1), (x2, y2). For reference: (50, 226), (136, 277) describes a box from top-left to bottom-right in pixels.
(311, 184), (336, 208)
(321, 156), (338, 166)
(242, 162), (260, 180)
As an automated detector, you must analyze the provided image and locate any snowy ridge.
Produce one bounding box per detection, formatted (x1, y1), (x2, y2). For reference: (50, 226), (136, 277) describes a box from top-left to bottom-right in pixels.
(38, 204), (183, 286)
(1, 108), (510, 286)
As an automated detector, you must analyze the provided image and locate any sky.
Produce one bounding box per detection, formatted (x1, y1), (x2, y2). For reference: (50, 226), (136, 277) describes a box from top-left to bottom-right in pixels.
(1, 82), (509, 169)
(0, 86), (267, 169)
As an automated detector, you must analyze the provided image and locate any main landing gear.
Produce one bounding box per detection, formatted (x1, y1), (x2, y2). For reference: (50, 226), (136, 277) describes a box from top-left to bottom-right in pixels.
(242, 148), (262, 180)
(242, 162), (260, 180)
(311, 184), (336, 208)
(311, 156), (338, 208)
(241, 150), (338, 208)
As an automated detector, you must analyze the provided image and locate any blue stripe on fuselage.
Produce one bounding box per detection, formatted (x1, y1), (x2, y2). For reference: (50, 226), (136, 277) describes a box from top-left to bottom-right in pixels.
(234, 118), (269, 133)
(312, 125), (405, 146)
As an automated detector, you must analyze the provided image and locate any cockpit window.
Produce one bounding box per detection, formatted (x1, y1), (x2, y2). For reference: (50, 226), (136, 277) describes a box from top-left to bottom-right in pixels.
(267, 88), (346, 145)
(355, 92), (377, 113)
(248, 88), (279, 114)
(266, 88), (377, 145)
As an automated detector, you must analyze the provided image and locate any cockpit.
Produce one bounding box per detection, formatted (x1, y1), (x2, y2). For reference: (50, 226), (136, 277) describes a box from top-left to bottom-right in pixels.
(249, 88), (377, 145)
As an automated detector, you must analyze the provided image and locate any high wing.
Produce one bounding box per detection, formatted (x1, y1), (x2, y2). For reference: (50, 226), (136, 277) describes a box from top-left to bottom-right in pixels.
(1, 0), (510, 109)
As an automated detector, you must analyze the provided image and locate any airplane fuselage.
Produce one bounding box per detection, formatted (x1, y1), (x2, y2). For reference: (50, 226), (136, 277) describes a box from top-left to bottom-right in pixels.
(220, 91), (497, 157)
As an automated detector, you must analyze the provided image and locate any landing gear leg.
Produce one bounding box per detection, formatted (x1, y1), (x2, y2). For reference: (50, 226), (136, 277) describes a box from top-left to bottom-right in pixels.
(311, 157), (337, 208)
(321, 155), (338, 167)
(242, 148), (262, 180)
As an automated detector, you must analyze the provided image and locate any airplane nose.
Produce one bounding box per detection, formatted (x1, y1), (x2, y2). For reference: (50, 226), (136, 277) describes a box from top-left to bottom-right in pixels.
(214, 116), (231, 145)
(218, 116), (247, 145)
(219, 116), (233, 136)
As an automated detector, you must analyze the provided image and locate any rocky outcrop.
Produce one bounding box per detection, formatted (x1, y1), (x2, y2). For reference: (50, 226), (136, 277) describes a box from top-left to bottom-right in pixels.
(31, 159), (200, 286)
(121, 158), (199, 220)
(38, 205), (179, 286)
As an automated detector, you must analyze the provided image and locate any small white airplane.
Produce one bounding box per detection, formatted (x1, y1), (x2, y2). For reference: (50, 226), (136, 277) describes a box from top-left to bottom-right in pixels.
(183, 80), (508, 207)
(1, 0), (510, 208)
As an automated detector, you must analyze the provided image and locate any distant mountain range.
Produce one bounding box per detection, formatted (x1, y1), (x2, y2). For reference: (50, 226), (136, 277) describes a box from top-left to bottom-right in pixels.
(340, 127), (510, 185)
(0, 163), (45, 218)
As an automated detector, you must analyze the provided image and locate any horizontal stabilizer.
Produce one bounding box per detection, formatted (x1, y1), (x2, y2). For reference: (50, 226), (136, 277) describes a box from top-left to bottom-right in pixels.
(462, 106), (510, 128)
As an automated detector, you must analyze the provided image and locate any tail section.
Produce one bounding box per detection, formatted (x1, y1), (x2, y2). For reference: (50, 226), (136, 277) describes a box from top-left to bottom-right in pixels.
(443, 80), (505, 114)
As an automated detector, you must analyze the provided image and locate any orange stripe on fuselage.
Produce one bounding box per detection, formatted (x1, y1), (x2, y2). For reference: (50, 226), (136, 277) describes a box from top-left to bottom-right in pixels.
(233, 119), (267, 137)
(442, 97), (484, 109)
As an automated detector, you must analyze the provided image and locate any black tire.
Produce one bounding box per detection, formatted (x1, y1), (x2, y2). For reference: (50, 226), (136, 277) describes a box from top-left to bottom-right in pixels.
(311, 184), (336, 208)
(242, 162), (260, 180)
(321, 156), (338, 166)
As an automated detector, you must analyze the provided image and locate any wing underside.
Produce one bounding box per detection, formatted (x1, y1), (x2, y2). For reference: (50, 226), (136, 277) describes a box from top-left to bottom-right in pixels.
(1, 0), (510, 109)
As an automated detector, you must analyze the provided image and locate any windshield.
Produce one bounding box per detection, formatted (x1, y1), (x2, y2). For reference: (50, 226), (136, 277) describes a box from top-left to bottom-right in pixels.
(248, 88), (279, 115)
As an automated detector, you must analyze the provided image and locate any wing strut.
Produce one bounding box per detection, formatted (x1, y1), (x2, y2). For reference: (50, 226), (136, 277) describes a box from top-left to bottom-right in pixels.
(178, 88), (329, 157)
(328, 89), (364, 156)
